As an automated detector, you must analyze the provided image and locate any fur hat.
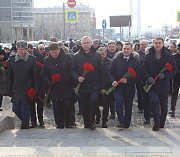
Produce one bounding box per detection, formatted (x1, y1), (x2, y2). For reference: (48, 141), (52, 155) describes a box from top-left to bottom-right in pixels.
(16, 40), (28, 49)
(93, 39), (99, 44)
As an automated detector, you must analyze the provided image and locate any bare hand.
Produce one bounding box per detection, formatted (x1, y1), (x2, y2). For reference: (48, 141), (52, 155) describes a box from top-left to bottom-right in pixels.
(78, 77), (85, 83)
(101, 89), (106, 94)
(112, 81), (118, 87)
(121, 78), (127, 83)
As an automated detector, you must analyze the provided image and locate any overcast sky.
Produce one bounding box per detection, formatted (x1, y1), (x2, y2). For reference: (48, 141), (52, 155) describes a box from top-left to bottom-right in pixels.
(34, 0), (180, 34)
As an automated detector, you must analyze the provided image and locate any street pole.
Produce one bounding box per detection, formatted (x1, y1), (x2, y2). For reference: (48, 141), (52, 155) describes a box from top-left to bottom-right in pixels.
(11, 0), (14, 43)
(103, 28), (104, 42)
(63, 3), (66, 41)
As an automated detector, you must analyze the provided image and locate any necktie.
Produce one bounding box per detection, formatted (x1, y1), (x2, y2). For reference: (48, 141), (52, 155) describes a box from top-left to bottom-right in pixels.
(124, 58), (128, 62)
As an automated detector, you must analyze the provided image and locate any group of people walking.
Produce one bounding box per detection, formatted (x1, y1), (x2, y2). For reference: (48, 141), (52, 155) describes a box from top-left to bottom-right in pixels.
(0, 36), (179, 132)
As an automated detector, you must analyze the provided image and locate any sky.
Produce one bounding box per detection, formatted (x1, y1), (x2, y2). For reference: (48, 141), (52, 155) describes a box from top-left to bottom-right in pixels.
(34, 0), (180, 35)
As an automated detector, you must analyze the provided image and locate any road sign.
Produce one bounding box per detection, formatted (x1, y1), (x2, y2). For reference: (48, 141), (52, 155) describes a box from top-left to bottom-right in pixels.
(102, 19), (107, 29)
(177, 11), (180, 22)
(66, 10), (78, 22)
(67, 0), (76, 8)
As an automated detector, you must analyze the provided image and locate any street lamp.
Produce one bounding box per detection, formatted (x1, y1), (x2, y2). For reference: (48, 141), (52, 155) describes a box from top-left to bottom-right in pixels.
(20, 2), (30, 40)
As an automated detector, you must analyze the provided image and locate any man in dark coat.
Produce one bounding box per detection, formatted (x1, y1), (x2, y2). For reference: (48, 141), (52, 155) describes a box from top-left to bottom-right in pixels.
(142, 37), (177, 131)
(43, 42), (73, 128)
(136, 40), (148, 113)
(7, 40), (38, 129)
(71, 36), (105, 130)
(109, 42), (141, 128)
(93, 39), (100, 51)
(27, 44), (45, 128)
(169, 43), (180, 117)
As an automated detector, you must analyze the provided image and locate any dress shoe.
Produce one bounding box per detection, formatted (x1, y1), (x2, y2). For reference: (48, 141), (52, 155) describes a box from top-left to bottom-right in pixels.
(102, 122), (107, 128)
(84, 125), (90, 128)
(77, 112), (82, 115)
(90, 123), (96, 130)
(39, 121), (45, 126)
(144, 119), (150, 124)
(95, 118), (100, 124)
(169, 110), (175, 114)
(70, 122), (76, 127)
(0, 108), (3, 111)
(171, 114), (175, 118)
(30, 123), (37, 128)
(21, 124), (29, 129)
(138, 109), (143, 113)
(56, 126), (64, 129)
(110, 114), (115, 119)
(152, 123), (160, 131)
(117, 122), (124, 128)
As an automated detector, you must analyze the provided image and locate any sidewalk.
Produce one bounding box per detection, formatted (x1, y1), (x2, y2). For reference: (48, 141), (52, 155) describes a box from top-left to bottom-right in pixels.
(0, 96), (180, 156)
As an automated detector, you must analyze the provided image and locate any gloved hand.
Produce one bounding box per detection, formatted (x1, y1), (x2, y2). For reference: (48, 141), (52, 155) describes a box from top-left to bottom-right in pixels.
(157, 73), (164, 79)
(148, 77), (155, 85)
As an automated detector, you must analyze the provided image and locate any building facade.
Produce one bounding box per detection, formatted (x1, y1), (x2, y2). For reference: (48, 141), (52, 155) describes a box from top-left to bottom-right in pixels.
(34, 4), (96, 41)
(0, 0), (35, 43)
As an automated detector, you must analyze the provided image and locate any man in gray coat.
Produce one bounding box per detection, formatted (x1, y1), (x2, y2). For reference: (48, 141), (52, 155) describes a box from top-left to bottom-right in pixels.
(7, 41), (38, 129)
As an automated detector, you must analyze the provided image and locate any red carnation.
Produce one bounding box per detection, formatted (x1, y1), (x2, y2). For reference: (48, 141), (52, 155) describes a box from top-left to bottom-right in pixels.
(45, 53), (49, 57)
(128, 67), (136, 78)
(2, 61), (7, 68)
(27, 88), (36, 100)
(83, 63), (94, 72)
(38, 62), (43, 68)
(166, 63), (172, 71)
(51, 74), (60, 83)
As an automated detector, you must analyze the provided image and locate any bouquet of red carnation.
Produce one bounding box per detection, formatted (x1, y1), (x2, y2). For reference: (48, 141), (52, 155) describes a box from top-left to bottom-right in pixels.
(143, 62), (173, 93)
(105, 67), (136, 95)
(2, 61), (7, 68)
(45, 53), (49, 57)
(75, 63), (94, 95)
(44, 74), (61, 104)
(37, 62), (43, 68)
(27, 88), (45, 103)
(27, 88), (37, 100)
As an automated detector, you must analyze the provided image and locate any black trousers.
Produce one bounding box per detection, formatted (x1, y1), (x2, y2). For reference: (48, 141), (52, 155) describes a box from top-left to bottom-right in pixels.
(79, 91), (99, 127)
(31, 98), (44, 124)
(96, 94), (111, 123)
(136, 82), (144, 110)
(52, 99), (72, 127)
(171, 79), (180, 111)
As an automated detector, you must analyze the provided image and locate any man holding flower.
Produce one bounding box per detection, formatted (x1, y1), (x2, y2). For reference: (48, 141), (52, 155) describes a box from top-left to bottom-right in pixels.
(109, 42), (140, 129)
(43, 42), (73, 129)
(7, 41), (38, 129)
(71, 36), (105, 130)
(142, 37), (177, 131)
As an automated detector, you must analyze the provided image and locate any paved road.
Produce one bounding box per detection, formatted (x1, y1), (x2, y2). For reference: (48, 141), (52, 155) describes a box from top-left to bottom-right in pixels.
(0, 96), (180, 156)
(1, 95), (180, 129)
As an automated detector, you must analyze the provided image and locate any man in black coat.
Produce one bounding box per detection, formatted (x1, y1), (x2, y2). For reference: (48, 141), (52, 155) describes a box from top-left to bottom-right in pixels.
(109, 42), (141, 128)
(43, 42), (73, 128)
(136, 40), (148, 113)
(71, 36), (105, 130)
(7, 41), (38, 129)
(169, 43), (180, 117)
(27, 44), (45, 128)
(142, 37), (177, 131)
